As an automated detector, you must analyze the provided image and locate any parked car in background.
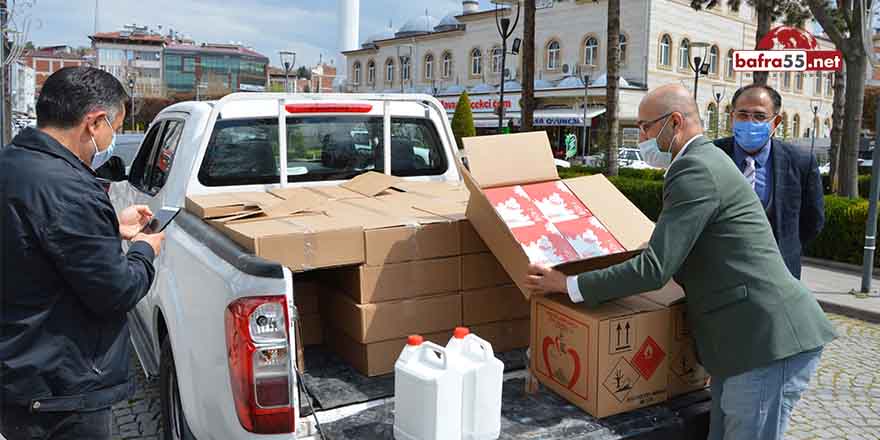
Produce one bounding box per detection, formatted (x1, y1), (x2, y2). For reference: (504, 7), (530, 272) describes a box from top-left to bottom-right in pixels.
(618, 147), (657, 170)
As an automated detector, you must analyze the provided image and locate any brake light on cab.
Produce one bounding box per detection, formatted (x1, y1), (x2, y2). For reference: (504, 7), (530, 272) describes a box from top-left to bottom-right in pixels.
(284, 103), (373, 113)
(225, 296), (296, 434)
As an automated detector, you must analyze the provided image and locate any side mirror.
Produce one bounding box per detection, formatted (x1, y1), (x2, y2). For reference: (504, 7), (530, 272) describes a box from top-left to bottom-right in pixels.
(95, 156), (127, 182)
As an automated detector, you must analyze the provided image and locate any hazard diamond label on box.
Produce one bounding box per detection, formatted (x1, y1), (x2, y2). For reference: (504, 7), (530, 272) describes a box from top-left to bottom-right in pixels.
(602, 358), (640, 403)
(631, 336), (665, 381)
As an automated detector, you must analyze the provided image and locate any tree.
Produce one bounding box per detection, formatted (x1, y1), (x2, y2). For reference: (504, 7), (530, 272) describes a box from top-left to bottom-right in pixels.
(861, 86), (880, 133)
(296, 66), (312, 80)
(690, 0), (810, 85)
(605, 0), (621, 176)
(521, 0), (536, 132)
(451, 91), (476, 149)
(829, 70), (846, 192)
(806, 0), (872, 198)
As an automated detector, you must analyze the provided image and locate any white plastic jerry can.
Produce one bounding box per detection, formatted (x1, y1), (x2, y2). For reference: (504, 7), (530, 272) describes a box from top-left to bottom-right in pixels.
(446, 327), (504, 440)
(394, 336), (463, 440)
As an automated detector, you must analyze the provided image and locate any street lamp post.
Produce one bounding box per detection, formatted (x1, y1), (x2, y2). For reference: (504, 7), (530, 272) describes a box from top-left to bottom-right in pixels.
(810, 98), (821, 157)
(493, 0), (521, 133)
(712, 84), (726, 139)
(688, 42), (711, 102)
(582, 68), (593, 161)
(128, 76), (135, 133)
(280, 50), (296, 93)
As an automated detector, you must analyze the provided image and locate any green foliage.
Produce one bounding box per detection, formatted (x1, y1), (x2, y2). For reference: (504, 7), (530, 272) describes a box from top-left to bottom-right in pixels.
(607, 176), (665, 221)
(689, 0), (810, 26)
(805, 196), (880, 266)
(451, 91), (476, 148)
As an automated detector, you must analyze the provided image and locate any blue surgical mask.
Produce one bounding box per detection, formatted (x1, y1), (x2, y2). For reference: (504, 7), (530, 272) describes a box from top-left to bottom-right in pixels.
(733, 121), (772, 153)
(638, 116), (675, 169)
(91, 116), (116, 170)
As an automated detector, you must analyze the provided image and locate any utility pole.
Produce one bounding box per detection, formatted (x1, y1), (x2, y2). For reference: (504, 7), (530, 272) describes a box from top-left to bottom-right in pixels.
(1, 0), (8, 145)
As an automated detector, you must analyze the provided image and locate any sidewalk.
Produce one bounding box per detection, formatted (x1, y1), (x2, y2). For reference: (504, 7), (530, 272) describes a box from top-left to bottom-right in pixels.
(801, 258), (880, 323)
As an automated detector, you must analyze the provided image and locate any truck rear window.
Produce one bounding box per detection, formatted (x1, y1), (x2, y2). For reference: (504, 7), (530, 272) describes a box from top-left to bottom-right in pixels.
(198, 116), (448, 186)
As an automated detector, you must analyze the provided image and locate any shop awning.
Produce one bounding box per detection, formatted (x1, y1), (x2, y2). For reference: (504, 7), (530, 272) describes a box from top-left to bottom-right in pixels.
(531, 108), (606, 127)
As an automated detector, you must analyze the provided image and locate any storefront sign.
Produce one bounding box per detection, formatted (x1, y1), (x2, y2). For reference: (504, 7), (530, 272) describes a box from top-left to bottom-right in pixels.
(534, 116), (585, 126)
(439, 95), (521, 114)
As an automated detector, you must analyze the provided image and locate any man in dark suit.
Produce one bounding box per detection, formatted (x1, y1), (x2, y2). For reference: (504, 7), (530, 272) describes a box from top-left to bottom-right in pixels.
(714, 85), (825, 278)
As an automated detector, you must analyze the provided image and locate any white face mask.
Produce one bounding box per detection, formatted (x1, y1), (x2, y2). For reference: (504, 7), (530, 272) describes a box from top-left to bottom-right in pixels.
(638, 115), (676, 169)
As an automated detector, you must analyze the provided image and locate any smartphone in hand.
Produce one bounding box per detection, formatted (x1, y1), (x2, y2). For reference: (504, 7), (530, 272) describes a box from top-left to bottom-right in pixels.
(143, 207), (180, 234)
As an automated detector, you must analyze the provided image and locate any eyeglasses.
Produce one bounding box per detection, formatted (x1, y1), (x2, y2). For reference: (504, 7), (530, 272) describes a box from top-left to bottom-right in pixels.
(733, 110), (776, 123)
(637, 112), (672, 134)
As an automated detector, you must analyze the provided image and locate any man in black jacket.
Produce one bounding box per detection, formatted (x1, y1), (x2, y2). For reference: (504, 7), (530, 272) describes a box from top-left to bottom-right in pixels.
(0, 67), (164, 439)
(715, 84), (825, 279)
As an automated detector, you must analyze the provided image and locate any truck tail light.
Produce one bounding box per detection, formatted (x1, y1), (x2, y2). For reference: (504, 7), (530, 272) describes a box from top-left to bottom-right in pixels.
(226, 296), (295, 434)
(285, 103), (373, 113)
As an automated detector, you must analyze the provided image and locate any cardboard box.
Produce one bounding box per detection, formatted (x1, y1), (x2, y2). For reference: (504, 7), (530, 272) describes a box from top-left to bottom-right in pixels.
(462, 285), (530, 325)
(330, 256), (461, 304)
(185, 192), (284, 219)
(323, 291), (462, 344)
(531, 293), (670, 418)
(640, 283), (711, 397)
(471, 319), (530, 353)
(460, 221), (490, 254)
(325, 326), (455, 377)
(293, 278), (320, 315)
(461, 132), (654, 299)
(300, 313), (323, 346)
(462, 252), (512, 290)
(218, 214), (365, 272)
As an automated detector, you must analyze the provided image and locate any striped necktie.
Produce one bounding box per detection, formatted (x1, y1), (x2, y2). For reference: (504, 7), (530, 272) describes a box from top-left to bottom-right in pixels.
(743, 156), (756, 190)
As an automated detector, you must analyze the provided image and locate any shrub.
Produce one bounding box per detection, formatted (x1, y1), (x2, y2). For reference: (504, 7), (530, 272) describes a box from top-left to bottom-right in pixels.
(805, 196), (879, 267)
(451, 91), (475, 148)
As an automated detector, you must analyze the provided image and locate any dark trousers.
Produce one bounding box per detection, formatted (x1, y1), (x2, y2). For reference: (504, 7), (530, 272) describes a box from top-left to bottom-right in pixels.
(0, 405), (111, 440)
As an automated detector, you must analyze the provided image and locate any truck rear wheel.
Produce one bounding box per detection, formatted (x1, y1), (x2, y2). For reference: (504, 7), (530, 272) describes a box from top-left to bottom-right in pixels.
(160, 338), (196, 440)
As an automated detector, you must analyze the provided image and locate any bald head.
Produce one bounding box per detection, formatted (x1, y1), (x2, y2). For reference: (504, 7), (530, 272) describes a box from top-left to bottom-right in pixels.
(639, 84), (700, 123)
(637, 84), (704, 158)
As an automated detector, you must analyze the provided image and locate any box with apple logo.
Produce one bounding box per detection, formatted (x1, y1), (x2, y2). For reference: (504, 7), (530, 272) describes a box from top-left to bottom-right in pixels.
(460, 131), (655, 300)
(531, 292), (671, 418)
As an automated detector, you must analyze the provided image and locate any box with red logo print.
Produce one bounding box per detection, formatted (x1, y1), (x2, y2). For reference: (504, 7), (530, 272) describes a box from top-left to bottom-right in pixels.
(530, 292), (671, 418)
(461, 131), (653, 300)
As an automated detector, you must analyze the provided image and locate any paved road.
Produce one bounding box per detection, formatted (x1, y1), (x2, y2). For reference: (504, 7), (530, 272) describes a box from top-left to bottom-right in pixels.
(115, 134), (145, 167)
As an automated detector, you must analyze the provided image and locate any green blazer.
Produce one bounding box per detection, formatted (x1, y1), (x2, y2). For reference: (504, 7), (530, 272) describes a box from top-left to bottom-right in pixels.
(577, 136), (836, 378)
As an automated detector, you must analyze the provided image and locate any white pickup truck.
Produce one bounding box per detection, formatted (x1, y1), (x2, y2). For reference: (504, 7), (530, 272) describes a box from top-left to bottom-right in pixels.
(102, 93), (710, 440)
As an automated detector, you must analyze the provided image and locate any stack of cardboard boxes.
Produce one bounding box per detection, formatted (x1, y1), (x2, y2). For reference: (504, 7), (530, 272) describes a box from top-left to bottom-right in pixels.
(460, 132), (709, 418)
(184, 131), (709, 418)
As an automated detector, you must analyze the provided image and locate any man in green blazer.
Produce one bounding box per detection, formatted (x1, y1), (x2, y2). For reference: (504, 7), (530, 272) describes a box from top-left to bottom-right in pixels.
(525, 84), (836, 440)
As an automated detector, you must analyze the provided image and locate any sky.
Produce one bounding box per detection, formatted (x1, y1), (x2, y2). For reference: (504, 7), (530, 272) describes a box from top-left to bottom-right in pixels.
(15, 0), (494, 68)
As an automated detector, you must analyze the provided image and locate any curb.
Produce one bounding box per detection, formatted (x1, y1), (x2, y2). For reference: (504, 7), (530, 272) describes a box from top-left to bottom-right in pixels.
(816, 300), (880, 324)
(802, 258), (880, 323)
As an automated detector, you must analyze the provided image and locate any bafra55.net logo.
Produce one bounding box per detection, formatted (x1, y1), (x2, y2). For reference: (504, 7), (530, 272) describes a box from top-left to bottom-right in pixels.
(734, 26), (842, 72)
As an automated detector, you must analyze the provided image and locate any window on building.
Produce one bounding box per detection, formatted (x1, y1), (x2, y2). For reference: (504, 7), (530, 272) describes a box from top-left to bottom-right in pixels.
(815, 72), (823, 95)
(824, 119), (831, 137)
(353, 62), (362, 84)
(726, 49), (734, 79)
(707, 102), (719, 136)
(386, 58), (395, 83)
(793, 114), (801, 138)
(795, 72), (804, 92)
(182, 57), (195, 73)
(547, 40), (561, 70)
(401, 57), (411, 82)
(584, 37), (598, 66)
(425, 54), (434, 80)
(660, 34), (672, 67)
(783, 72), (792, 89)
(368, 60), (376, 84)
(491, 47), (502, 74)
(619, 34), (627, 64)
(679, 39), (690, 69)
(471, 48), (482, 76)
(708, 45), (719, 74)
(825, 74), (833, 96)
(442, 52), (453, 78)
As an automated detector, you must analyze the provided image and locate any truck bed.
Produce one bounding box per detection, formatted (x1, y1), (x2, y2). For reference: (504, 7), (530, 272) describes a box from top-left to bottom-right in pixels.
(298, 346), (711, 439)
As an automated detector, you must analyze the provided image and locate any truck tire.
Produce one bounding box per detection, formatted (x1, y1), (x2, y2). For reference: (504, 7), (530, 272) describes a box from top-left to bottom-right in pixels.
(160, 338), (196, 440)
